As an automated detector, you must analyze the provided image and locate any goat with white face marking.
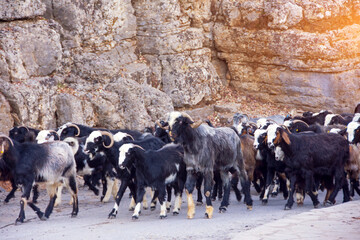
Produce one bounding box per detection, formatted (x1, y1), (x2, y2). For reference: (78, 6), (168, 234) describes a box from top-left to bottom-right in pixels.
(119, 143), (186, 219)
(0, 134), (78, 224)
(253, 128), (289, 204)
(324, 114), (353, 126)
(36, 130), (60, 144)
(347, 121), (360, 144)
(64, 136), (108, 197)
(164, 111), (252, 219)
(267, 125), (350, 209)
(83, 131), (165, 218)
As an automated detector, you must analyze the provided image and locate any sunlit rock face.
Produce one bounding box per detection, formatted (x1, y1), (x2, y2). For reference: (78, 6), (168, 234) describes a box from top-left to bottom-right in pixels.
(0, 0), (359, 132)
(213, 0), (360, 112)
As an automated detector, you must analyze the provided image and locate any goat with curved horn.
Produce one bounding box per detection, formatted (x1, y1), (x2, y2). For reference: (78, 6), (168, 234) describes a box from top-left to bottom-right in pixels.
(18, 126), (30, 132)
(181, 112), (203, 129)
(66, 123), (81, 137)
(0, 134), (14, 147)
(291, 119), (310, 128)
(100, 131), (114, 148)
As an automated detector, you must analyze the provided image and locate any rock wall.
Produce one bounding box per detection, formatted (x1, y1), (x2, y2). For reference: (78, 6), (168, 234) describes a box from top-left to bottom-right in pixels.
(213, 0), (360, 112)
(0, 0), (359, 133)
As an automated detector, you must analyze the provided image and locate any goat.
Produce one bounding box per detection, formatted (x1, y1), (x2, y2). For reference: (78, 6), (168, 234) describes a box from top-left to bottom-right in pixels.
(285, 110), (332, 126)
(347, 121), (360, 144)
(231, 134), (266, 201)
(36, 130), (60, 144)
(83, 130), (165, 218)
(3, 127), (44, 203)
(118, 143), (186, 219)
(164, 111), (252, 219)
(324, 114), (353, 126)
(63, 136), (108, 198)
(9, 126), (40, 143)
(253, 128), (289, 204)
(347, 144), (360, 197)
(155, 120), (205, 205)
(0, 134), (78, 224)
(267, 125), (350, 209)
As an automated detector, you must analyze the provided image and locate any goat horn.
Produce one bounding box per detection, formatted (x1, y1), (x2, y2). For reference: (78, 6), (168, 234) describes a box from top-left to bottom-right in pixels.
(155, 120), (169, 130)
(280, 125), (291, 134)
(100, 131), (114, 148)
(0, 134), (14, 147)
(337, 114), (345, 120)
(48, 130), (60, 140)
(191, 120), (203, 129)
(291, 120), (309, 127)
(18, 126), (29, 132)
(133, 144), (145, 151)
(66, 123), (80, 137)
(181, 112), (195, 123)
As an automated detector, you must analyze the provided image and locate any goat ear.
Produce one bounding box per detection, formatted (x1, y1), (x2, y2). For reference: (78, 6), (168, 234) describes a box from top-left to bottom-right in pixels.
(281, 130), (291, 145)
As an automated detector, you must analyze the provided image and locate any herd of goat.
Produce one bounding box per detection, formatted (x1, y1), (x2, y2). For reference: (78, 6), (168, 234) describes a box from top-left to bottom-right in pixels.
(1, 103), (360, 224)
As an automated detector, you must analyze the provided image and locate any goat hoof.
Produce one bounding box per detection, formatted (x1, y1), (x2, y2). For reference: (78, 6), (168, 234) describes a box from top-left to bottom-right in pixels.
(71, 213), (78, 218)
(314, 203), (320, 209)
(166, 208), (171, 212)
(129, 207), (135, 211)
(173, 211), (179, 215)
(150, 206), (156, 211)
(246, 205), (253, 211)
(108, 214), (116, 219)
(94, 190), (99, 196)
(324, 200), (334, 207)
(160, 215), (167, 219)
(40, 216), (48, 221)
(196, 201), (203, 206)
(132, 215), (139, 220)
(262, 199), (268, 205)
(271, 193), (278, 198)
(284, 205), (292, 210)
(15, 218), (24, 225)
(219, 206), (227, 213)
(143, 206), (148, 210)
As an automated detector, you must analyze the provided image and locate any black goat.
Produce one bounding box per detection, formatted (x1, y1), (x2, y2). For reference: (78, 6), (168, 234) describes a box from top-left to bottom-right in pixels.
(83, 130), (165, 218)
(253, 128), (289, 204)
(119, 143), (186, 219)
(9, 126), (40, 143)
(165, 112), (252, 219)
(0, 134), (78, 224)
(267, 125), (350, 209)
(324, 114), (353, 126)
(286, 110), (332, 126)
(64, 136), (109, 198)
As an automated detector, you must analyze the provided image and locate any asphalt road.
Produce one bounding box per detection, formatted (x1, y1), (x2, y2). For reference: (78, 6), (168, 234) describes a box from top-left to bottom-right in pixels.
(1, 181), (358, 240)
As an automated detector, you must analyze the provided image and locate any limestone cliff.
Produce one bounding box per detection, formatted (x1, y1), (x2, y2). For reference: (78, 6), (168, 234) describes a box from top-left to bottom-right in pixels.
(0, 0), (359, 133)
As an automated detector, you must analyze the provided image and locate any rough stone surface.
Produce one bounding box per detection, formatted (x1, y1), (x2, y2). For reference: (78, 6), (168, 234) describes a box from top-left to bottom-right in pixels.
(0, 93), (13, 134)
(213, 0), (360, 112)
(0, 0), (46, 21)
(0, 0), (359, 131)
